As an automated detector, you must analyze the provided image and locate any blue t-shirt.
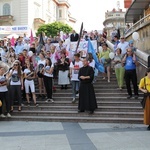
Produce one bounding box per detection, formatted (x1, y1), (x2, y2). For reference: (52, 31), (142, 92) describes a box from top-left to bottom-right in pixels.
(124, 56), (136, 70)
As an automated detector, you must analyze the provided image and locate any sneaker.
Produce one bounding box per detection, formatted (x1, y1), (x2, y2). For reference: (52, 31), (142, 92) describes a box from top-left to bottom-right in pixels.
(108, 80), (110, 83)
(50, 99), (54, 103)
(7, 113), (11, 118)
(134, 95), (139, 99)
(127, 95), (132, 99)
(72, 98), (76, 103)
(35, 103), (39, 107)
(76, 93), (79, 97)
(102, 77), (105, 80)
(45, 99), (50, 103)
(0, 114), (6, 118)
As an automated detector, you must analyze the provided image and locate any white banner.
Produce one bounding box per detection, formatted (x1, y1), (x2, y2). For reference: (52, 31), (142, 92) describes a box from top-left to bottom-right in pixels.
(54, 40), (97, 53)
(70, 40), (97, 53)
(0, 25), (30, 34)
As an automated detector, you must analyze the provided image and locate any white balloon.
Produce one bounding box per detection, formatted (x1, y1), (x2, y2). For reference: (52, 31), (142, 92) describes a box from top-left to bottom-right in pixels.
(28, 51), (33, 57)
(98, 46), (103, 53)
(132, 32), (139, 41)
(109, 52), (115, 59)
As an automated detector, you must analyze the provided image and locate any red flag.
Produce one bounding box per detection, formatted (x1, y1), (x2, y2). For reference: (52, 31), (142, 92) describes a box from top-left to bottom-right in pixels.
(30, 29), (34, 45)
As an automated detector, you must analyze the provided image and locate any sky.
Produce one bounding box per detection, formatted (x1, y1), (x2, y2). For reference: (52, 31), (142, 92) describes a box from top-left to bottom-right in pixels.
(69, 0), (125, 32)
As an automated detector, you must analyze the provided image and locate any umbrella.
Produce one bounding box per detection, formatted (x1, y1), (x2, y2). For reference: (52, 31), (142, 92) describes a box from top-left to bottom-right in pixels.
(7, 33), (19, 39)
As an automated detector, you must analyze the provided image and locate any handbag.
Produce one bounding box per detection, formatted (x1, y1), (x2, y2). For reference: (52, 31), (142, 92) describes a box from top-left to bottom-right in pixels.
(140, 77), (147, 109)
(0, 100), (2, 107)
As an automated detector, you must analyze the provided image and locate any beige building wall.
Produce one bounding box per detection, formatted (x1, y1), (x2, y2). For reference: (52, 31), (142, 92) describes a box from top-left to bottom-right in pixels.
(0, 0), (76, 34)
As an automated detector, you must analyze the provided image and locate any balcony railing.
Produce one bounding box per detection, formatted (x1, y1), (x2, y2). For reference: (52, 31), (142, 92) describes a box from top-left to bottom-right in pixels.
(0, 15), (14, 23)
(125, 14), (150, 37)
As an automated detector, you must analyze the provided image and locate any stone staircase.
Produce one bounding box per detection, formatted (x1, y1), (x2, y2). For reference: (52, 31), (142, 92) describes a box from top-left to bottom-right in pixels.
(7, 73), (144, 124)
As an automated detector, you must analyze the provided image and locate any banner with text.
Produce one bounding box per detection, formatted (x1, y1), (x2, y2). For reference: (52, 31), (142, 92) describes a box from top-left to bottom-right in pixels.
(0, 25), (30, 34)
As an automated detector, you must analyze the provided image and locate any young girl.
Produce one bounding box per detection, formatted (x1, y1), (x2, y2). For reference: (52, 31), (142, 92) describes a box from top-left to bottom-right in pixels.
(8, 60), (23, 111)
(24, 62), (38, 106)
(0, 67), (11, 118)
(43, 58), (54, 103)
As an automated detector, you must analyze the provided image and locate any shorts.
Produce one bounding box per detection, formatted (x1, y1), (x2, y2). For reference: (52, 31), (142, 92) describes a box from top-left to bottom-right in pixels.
(24, 80), (35, 93)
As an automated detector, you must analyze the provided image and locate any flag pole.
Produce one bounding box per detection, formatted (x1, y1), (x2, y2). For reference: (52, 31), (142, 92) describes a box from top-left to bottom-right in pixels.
(75, 22), (83, 53)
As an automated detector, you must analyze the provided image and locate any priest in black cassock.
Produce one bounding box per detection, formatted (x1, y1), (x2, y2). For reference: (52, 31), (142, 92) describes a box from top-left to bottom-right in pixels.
(78, 58), (97, 114)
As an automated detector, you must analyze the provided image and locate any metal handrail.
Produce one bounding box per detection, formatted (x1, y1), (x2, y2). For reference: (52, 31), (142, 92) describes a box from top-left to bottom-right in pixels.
(106, 40), (149, 68)
(125, 14), (150, 37)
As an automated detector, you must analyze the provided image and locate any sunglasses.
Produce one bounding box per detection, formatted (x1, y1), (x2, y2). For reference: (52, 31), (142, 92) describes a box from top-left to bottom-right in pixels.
(121, 38), (125, 39)
(14, 64), (19, 66)
(127, 51), (132, 52)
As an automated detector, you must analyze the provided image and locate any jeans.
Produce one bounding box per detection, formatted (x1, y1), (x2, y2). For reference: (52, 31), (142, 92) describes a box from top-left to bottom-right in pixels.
(71, 81), (80, 98)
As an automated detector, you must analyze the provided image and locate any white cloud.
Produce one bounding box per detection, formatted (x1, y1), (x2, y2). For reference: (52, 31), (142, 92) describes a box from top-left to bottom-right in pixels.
(69, 0), (125, 31)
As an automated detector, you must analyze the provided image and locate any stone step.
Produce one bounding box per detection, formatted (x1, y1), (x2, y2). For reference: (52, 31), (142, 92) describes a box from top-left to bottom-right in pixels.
(12, 110), (143, 118)
(32, 101), (141, 107)
(5, 116), (143, 124)
(13, 105), (142, 112)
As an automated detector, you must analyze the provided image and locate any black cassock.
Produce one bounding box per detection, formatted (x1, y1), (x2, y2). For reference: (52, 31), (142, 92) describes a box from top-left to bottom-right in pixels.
(78, 66), (97, 111)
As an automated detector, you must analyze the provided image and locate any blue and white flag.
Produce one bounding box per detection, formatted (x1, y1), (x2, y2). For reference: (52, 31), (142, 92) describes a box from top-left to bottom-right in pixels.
(87, 39), (105, 73)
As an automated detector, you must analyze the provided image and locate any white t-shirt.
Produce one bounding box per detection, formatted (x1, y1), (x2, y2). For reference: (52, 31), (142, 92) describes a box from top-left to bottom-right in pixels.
(44, 64), (54, 77)
(37, 59), (46, 71)
(0, 49), (7, 62)
(117, 41), (129, 54)
(70, 61), (83, 81)
(89, 59), (95, 69)
(10, 70), (22, 85)
(0, 75), (8, 92)
(24, 68), (34, 81)
(50, 53), (57, 64)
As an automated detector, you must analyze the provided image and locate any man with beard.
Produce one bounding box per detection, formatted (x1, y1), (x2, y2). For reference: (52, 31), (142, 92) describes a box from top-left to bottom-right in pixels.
(78, 58), (97, 114)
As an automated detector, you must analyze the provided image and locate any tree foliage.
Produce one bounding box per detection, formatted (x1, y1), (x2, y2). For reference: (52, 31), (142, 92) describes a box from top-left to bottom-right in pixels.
(37, 22), (73, 37)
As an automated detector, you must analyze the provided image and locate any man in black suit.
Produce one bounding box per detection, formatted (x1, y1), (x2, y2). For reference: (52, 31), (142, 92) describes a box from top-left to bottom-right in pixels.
(70, 30), (79, 42)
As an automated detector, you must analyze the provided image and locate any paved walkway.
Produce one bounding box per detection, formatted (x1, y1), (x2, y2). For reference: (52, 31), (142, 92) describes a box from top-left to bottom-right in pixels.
(0, 121), (150, 150)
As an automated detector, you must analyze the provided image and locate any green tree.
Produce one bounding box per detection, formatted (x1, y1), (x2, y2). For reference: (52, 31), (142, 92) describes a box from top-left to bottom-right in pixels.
(37, 22), (73, 37)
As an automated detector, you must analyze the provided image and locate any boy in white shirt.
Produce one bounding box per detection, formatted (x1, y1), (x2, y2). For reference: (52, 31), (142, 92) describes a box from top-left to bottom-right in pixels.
(69, 53), (83, 103)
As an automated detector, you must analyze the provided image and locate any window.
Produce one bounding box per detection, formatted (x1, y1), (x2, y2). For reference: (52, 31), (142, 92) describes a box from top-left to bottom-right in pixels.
(35, 7), (40, 18)
(59, 9), (62, 18)
(48, 0), (51, 11)
(3, 3), (10, 15)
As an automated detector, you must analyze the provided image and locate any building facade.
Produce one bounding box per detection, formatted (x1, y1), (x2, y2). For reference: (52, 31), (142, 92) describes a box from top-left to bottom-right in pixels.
(103, 8), (126, 41)
(0, 0), (76, 35)
(124, 0), (150, 53)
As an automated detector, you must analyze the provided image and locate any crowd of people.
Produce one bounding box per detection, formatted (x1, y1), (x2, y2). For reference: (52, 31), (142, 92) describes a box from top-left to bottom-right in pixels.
(0, 29), (150, 130)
